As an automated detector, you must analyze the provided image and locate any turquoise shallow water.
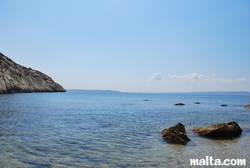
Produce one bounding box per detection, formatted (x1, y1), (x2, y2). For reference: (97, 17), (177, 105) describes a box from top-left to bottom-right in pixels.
(0, 90), (250, 167)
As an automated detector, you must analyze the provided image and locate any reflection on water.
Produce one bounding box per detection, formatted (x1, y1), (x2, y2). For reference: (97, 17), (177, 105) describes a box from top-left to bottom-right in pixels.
(0, 91), (250, 167)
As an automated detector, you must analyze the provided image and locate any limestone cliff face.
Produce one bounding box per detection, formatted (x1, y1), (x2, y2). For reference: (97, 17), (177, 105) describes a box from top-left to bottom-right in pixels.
(0, 52), (66, 94)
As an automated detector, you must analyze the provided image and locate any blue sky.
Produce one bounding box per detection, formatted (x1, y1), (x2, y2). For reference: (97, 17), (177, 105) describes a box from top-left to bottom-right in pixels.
(0, 0), (249, 92)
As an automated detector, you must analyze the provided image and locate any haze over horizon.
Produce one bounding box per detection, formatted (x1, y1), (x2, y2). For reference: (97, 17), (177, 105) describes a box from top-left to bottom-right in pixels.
(1, 0), (249, 92)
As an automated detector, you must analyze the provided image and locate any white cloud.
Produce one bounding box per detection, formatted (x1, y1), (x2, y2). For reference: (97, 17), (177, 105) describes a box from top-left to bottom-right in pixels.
(172, 73), (204, 82)
(172, 72), (247, 84)
(149, 73), (164, 81)
(217, 77), (247, 84)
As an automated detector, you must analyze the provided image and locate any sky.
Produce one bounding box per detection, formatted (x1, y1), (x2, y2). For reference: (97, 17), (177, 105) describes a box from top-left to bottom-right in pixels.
(0, 0), (249, 92)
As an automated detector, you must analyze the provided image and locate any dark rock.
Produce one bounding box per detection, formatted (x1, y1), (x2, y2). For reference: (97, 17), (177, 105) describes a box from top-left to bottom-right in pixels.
(244, 104), (250, 108)
(144, 99), (149, 101)
(194, 102), (200, 104)
(221, 104), (228, 107)
(161, 123), (190, 145)
(0, 52), (66, 94)
(193, 121), (242, 139)
(175, 103), (185, 106)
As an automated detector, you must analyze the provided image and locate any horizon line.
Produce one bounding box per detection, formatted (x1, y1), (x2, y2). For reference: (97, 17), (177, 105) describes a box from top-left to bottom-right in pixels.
(65, 89), (250, 94)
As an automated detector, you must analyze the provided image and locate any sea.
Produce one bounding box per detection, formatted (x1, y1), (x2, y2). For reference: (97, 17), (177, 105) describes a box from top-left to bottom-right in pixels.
(0, 90), (250, 168)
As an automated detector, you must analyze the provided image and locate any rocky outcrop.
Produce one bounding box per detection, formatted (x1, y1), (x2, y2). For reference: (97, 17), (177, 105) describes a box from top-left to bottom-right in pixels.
(193, 121), (242, 139)
(221, 104), (228, 107)
(244, 104), (250, 108)
(0, 52), (66, 94)
(175, 103), (185, 106)
(161, 123), (190, 145)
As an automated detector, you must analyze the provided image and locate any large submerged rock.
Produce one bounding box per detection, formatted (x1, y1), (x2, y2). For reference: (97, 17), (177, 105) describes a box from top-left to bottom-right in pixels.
(161, 123), (190, 145)
(0, 52), (66, 94)
(193, 121), (242, 139)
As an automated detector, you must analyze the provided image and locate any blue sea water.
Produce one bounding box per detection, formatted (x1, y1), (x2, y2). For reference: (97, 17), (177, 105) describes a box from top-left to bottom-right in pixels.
(0, 90), (250, 167)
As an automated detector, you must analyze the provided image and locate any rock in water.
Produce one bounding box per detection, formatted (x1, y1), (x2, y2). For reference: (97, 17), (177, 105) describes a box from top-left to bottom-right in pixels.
(193, 121), (242, 139)
(161, 123), (190, 145)
(174, 103), (185, 106)
(244, 104), (250, 108)
(0, 52), (66, 94)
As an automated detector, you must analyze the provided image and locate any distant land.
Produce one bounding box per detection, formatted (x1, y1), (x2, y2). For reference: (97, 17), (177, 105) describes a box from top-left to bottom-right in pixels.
(0, 52), (66, 94)
(183, 91), (250, 95)
(67, 89), (250, 95)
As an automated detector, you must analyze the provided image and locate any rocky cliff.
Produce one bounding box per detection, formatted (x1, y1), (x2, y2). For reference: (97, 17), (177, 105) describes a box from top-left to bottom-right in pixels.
(0, 52), (66, 94)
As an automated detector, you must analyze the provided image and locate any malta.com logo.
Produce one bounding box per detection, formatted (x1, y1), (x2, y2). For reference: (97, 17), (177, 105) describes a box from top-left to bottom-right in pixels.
(190, 156), (246, 166)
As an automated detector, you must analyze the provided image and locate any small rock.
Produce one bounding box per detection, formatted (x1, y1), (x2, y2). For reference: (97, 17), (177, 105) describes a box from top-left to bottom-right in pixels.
(161, 123), (190, 145)
(221, 104), (228, 107)
(144, 99), (149, 101)
(193, 121), (242, 139)
(244, 104), (250, 108)
(194, 102), (200, 104)
(175, 103), (185, 106)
